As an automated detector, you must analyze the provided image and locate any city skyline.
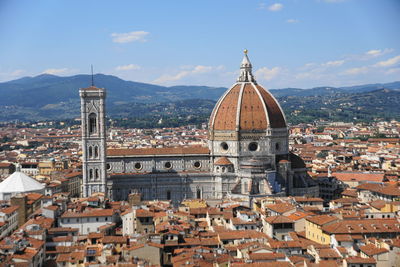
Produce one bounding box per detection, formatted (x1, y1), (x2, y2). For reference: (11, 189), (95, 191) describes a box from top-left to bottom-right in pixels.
(1, 0), (400, 88)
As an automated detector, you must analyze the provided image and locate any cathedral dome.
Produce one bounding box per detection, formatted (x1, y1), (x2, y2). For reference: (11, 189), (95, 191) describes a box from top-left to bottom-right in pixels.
(209, 51), (286, 133)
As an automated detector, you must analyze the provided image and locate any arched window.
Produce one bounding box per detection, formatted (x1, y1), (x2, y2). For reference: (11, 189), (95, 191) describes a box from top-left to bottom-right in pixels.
(88, 146), (93, 158)
(89, 169), (93, 180)
(196, 188), (201, 199)
(88, 113), (97, 134)
(94, 146), (99, 158)
(95, 169), (99, 180)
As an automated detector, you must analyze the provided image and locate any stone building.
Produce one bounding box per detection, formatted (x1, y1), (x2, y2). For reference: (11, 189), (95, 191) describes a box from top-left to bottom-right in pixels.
(80, 51), (318, 202)
(0, 162), (15, 179)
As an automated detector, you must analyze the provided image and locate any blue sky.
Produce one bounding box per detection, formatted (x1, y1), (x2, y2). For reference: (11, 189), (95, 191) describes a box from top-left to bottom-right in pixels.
(0, 0), (400, 88)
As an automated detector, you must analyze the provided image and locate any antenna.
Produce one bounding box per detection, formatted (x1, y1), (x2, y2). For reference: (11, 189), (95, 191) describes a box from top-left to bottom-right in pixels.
(91, 64), (94, 86)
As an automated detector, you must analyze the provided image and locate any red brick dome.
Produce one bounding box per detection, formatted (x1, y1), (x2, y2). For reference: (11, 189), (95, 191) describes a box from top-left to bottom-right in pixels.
(209, 52), (286, 132)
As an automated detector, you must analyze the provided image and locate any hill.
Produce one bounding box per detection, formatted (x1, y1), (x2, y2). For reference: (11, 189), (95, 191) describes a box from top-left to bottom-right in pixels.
(0, 74), (399, 124)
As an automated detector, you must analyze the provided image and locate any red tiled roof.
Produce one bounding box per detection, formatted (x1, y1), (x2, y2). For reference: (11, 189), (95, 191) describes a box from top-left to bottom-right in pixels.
(214, 157), (233, 166)
(345, 256), (376, 264)
(333, 172), (384, 182)
(209, 83), (286, 131)
(266, 203), (295, 214)
(248, 252), (286, 260)
(136, 209), (154, 218)
(322, 218), (400, 235)
(0, 205), (19, 214)
(264, 215), (294, 224)
(306, 215), (339, 226)
(359, 244), (389, 256)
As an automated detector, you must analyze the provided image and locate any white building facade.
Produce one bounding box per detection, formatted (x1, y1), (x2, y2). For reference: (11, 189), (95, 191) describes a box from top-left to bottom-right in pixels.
(59, 209), (117, 235)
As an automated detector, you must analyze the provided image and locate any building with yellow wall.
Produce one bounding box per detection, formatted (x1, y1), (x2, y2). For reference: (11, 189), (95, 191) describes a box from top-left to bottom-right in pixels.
(305, 215), (339, 244)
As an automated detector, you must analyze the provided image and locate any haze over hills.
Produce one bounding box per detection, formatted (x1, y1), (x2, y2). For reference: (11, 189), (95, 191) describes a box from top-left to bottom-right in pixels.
(0, 74), (399, 124)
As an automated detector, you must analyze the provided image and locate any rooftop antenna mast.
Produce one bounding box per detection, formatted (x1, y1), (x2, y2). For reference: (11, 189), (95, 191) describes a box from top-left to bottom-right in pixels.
(91, 64), (94, 86)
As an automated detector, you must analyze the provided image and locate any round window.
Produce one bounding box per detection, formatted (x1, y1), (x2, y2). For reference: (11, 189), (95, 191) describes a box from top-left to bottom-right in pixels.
(275, 143), (280, 151)
(248, 142), (258, 151)
(193, 161), (201, 169)
(164, 162), (172, 169)
(220, 142), (229, 151)
(134, 162), (142, 170)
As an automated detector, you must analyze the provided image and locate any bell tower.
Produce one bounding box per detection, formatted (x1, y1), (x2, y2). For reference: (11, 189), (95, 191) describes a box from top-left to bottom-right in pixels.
(79, 85), (107, 197)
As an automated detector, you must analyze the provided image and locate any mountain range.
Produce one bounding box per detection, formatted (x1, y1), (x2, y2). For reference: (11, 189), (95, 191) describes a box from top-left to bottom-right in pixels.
(0, 74), (399, 124)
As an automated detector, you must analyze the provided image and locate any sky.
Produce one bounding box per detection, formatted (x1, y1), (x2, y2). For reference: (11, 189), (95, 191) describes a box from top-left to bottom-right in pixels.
(0, 0), (400, 89)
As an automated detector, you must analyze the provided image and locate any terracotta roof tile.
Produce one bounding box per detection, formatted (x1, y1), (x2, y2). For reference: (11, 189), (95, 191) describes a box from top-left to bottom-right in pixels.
(359, 244), (389, 256)
(211, 84), (241, 131)
(248, 252), (286, 260)
(322, 218), (400, 234)
(214, 157), (233, 165)
(210, 83), (286, 131)
(306, 215), (339, 226)
(265, 215), (294, 224)
(333, 172), (384, 182)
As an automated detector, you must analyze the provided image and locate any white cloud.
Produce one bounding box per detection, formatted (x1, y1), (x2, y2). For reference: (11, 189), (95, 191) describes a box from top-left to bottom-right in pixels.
(0, 69), (26, 82)
(365, 48), (393, 58)
(300, 62), (317, 69)
(111, 31), (149, 43)
(344, 48), (394, 62)
(323, 60), (345, 67)
(153, 65), (223, 84)
(374, 55), (400, 68)
(115, 64), (141, 71)
(10, 69), (24, 76)
(268, 3), (283, 11)
(286, 19), (299, 23)
(343, 66), (369, 75)
(42, 68), (70, 75)
(366, 49), (382, 56)
(385, 68), (400, 75)
(255, 67), (282, 81)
